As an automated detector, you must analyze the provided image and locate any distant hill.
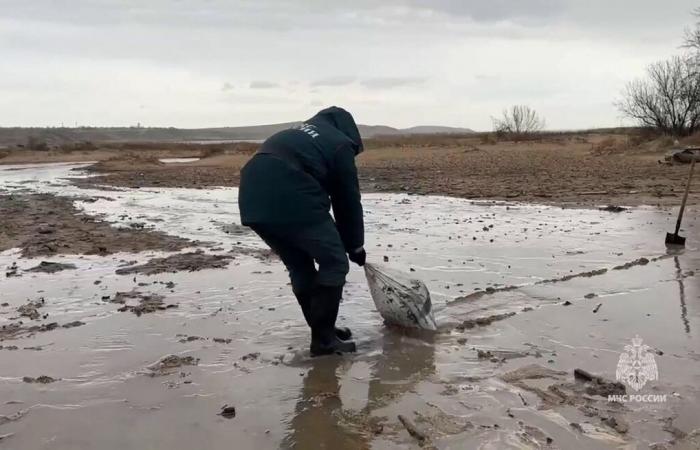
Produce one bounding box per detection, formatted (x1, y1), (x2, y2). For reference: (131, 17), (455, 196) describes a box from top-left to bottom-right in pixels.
(0, 123), (473, 146)
(399, 126), (474, 135)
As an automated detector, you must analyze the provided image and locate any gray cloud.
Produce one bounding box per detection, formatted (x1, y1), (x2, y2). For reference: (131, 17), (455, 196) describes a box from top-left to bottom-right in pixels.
(3, 1), (693, 36)
(475, 74), (500, 82)
(361, 77), (426, 89)
(407, 0), (564, 23)
(311, 76), (357, 87)
(1, 0), (698, 130)
(249, 81), (278, 89)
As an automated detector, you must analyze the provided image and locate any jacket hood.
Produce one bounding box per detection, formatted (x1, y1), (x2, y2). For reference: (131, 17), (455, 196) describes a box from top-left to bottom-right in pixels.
(308, 106), (364, 154)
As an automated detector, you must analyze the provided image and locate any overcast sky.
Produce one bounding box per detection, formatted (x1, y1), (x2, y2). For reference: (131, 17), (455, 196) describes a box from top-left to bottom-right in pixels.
(1, 0), (698, 130)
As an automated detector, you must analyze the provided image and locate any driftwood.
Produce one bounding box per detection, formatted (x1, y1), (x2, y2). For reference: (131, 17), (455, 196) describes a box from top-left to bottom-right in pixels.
(398, 414), (433, 447)
(398, 415), (426, 442)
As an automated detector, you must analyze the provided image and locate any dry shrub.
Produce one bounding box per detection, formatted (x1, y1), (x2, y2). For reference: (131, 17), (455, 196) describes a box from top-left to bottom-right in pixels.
(591, 137), (626, 155)
(0, 150), (9, 159)
(56, 141), (97, 154)
(463, 144), (482, 153)
(655, 135), (676, 148)
(74, 141), (97, 151)
(200, 146), (225, 158)
(226, 142), (259, 154)
(627, 134), (649, 147)
(479, 134), (498, 145)
(590, 132), (667, 155)
(364, 134), (475, 150)
(681, 131), (700, 146)
(27, 136), (48, 151)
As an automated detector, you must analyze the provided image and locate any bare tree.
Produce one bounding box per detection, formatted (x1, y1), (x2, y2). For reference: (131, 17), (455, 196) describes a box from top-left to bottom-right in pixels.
(492, 105), (545, 137)
(684, 7), (700, 53)
(616, 56), (700, 136)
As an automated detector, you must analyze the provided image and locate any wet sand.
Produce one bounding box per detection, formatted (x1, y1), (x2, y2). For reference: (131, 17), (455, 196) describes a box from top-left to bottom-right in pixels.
(1, 162), (700, 449)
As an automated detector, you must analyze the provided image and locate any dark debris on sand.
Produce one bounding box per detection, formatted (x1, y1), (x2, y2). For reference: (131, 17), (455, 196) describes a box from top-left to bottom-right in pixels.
(107, 290), (177, 316)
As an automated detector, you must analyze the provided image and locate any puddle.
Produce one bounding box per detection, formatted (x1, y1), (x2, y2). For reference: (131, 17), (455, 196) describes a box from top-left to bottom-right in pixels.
(0, 163), (699, 449)
(159, 158), (201, 164)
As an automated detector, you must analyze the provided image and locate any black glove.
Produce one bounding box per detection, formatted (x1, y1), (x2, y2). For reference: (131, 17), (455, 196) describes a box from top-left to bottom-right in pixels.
(348, 247), (366, 267)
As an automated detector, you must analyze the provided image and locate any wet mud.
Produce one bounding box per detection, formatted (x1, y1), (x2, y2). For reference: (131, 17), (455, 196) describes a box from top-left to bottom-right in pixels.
(501, 364), (631, 440)
(21, 376), (57, 384)
(147, 355), (199, 377)
(0, 162), (699, 449)
(107, 290), (177, 316)
(15, 298), (45, 320)
(0, 193), (191, 257)
(115, 251), (234, 275)
(612, 257), (650, 270)
(25, 261), (77, 273)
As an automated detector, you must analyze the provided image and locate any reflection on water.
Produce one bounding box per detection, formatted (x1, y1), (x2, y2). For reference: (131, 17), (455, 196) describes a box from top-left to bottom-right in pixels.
(365, 329), (436, 411)
(283, 329), (435, 449)
(674, 255), (691, 334)
(282, 357), (366, 450)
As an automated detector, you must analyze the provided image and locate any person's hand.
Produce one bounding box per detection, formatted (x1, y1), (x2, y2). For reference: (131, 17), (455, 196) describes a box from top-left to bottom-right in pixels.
(348, 247), (366, 266)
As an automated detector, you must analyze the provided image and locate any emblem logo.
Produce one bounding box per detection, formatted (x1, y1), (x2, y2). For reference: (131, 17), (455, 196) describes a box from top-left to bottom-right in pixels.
(616, 335), (658, 391)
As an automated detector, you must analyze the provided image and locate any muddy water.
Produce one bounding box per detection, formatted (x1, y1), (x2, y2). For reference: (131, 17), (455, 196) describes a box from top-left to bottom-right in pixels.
(1, 163), (699, 449)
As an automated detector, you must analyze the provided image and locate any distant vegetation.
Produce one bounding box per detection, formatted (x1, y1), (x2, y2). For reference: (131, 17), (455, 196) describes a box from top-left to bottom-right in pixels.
(492, 105), (546, 139)
(0, 123), (473, 149)
(26, 135), (48, 151)
(617, 8), (700, 136)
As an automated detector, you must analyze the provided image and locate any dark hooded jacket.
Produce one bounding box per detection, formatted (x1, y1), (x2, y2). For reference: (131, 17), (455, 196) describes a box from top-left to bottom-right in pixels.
(238, 106), (364, 252)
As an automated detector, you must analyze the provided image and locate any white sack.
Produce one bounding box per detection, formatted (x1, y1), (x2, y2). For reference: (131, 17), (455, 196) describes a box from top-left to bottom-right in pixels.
(364, 263), (437, 331)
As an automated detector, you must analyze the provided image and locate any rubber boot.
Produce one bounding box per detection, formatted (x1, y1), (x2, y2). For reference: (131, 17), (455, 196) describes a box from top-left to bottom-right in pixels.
(294, 290), (352, 341)
(308, 285), (356, 357)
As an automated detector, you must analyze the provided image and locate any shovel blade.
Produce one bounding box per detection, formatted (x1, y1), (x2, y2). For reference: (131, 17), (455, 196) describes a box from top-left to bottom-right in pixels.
(665, 232), (686, 246)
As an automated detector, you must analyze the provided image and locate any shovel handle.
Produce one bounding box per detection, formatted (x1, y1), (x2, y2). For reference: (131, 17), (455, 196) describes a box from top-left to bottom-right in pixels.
(675, 157), (696, 235)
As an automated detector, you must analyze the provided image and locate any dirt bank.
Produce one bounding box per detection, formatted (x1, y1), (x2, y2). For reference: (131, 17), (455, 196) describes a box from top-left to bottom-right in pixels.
(0, 193), (192, 257)
(0, 141), (245, 165)
(55, 132), (698, 207)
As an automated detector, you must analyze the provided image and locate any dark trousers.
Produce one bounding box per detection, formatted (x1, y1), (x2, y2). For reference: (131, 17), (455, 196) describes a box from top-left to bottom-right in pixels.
(251, 218), (349, 298)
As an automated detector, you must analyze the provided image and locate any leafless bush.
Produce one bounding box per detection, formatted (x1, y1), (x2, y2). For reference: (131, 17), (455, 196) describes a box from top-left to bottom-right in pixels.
(656, 135), (676, 148)
(627, 134), (650, 148)
(616, 56), (700, 136)
(591, 137), (625, 155)
(492, 105), (545, 139)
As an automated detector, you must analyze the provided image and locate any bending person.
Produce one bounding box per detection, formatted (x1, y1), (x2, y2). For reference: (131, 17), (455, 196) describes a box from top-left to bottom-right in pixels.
(238, 106), (366, 356)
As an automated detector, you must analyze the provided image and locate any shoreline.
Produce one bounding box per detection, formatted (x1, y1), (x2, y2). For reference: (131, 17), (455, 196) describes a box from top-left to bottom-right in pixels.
(1, 131), (698, 209)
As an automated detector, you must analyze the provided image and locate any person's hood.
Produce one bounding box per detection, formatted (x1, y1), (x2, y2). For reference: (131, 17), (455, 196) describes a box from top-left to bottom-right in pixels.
(307, 106), (364, 154)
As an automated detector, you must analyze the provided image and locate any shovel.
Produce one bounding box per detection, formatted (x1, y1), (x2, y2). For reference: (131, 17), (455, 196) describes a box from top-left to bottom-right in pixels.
(666, 156), (696, 246)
